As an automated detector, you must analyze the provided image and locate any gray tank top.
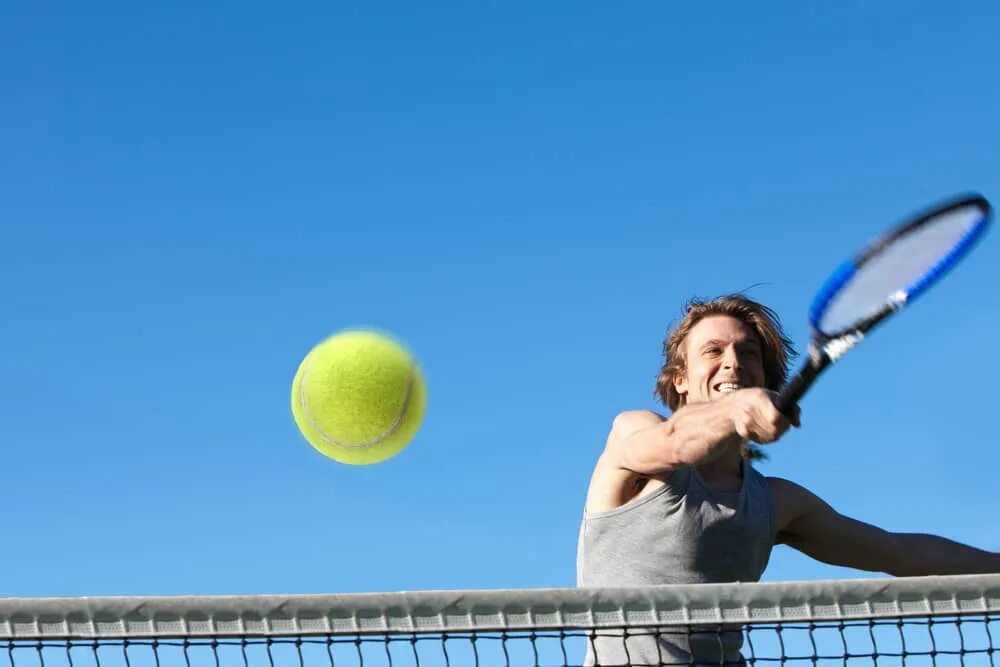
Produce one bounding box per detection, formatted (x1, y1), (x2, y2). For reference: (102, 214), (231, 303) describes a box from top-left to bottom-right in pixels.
(577, 459), (775, 665)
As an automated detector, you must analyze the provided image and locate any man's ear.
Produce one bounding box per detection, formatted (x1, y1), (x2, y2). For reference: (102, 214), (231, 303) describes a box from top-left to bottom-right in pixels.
(673, 368), (688, 398)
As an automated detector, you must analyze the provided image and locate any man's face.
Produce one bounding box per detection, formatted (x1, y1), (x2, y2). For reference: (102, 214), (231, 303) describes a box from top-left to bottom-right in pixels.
(673, 315), (766, 404)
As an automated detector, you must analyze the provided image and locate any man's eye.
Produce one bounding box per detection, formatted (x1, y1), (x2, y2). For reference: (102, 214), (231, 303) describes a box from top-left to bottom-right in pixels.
(704, 348), (721, 356)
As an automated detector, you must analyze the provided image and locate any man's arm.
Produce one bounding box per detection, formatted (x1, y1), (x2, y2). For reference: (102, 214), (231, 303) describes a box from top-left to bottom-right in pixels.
(770, 478), (1000, 576)
(585, 391), (795, 513)
(606, 389), (794, 474)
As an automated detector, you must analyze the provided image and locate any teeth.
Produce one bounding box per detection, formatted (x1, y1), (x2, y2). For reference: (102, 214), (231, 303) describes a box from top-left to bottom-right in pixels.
(717, 383), (741, 393)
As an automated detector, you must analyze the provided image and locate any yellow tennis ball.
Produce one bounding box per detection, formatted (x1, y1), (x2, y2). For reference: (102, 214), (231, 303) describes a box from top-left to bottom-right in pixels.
(290, 329), (426, 465)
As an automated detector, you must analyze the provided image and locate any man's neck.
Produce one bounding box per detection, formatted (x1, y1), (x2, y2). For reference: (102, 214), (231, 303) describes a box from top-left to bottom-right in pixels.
(697, 451), (744, 492)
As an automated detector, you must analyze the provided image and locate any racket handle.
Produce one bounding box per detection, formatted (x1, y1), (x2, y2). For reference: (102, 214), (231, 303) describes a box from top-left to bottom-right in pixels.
(775, 348), (828, 418)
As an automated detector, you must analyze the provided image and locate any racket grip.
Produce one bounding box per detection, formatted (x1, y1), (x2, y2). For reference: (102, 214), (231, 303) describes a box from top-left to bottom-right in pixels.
(775, 351), (827, 419)
(775, 374), (810, 418)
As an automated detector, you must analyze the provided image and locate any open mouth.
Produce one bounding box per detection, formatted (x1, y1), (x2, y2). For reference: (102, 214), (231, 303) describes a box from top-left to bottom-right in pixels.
(714, 382), (743, 394)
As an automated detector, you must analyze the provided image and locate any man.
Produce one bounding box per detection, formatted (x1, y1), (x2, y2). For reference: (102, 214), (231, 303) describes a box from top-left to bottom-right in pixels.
(577, 294), (999, 665)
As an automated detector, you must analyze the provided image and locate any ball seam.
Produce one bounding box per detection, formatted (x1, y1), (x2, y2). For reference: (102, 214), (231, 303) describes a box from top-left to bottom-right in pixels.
(297, 351), (416, 450)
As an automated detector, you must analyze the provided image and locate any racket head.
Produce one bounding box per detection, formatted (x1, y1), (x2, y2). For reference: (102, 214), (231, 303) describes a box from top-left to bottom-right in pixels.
(807, 194), (992, 339)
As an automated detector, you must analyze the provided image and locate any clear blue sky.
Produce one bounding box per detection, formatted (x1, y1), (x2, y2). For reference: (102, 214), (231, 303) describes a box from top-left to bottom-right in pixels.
(2, 2), (998, 598)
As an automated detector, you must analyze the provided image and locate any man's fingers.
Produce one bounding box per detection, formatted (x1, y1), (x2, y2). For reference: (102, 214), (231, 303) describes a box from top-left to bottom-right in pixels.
(751, 408), (781, 444)
(763, 389), (801, 429)
(756, 398), (799, 441)
(738, 389), (800, 444)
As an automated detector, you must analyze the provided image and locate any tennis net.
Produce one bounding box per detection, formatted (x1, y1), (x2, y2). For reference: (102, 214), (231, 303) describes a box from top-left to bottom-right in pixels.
(0, 574), (997, 666)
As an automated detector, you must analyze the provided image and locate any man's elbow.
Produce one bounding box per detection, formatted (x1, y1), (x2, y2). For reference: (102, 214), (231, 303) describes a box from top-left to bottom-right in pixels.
(608, 415), (681, 474)
(880, 534), (911, 577)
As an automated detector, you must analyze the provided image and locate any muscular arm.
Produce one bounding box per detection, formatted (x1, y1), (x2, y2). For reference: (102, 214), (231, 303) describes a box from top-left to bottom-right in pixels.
(607, 389), (792, 474)
(606, 403), (743, 476)
(584, 407), (738, 514)
(585, 391), (793, 513)
(771, 478), (1000, 576)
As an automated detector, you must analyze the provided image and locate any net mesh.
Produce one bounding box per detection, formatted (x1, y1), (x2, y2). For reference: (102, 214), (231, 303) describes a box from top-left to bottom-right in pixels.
(1, 574), (997, 666)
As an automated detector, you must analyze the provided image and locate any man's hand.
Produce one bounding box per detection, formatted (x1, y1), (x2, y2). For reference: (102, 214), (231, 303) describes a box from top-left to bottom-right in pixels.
(726, 388), (799, 444)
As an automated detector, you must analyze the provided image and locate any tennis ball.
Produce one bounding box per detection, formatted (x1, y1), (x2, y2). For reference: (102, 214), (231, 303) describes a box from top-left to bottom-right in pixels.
(290, 329), (426, 465)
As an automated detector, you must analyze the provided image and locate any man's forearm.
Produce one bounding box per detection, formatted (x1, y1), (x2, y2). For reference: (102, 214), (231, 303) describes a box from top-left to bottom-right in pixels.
(893, 533), (1000, 576)
(615, 400), (741, 474)
(659, 399), (744, 468)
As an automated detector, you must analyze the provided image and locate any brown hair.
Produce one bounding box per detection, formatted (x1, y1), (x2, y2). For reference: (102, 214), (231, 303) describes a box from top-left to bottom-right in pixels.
(654, 295), (797, 459)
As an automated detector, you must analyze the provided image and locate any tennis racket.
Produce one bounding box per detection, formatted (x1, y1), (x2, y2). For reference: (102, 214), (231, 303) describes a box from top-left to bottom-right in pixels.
(775, 193), (993, 417)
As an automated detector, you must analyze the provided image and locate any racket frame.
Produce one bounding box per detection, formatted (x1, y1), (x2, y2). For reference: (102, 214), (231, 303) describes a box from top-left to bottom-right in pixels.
(775, 194), (992, 416)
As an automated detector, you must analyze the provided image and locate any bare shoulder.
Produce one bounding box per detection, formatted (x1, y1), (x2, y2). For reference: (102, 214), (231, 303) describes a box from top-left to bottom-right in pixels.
(584, 410), (666, 514)
(765, 475), (803, 497)
(611, 409), (666, 437)
(765, 476), (830, 539)
(766, 476), (827, 503)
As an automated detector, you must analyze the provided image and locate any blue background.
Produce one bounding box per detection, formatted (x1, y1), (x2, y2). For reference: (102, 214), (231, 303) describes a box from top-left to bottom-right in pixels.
(2, 2), (998, 597)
